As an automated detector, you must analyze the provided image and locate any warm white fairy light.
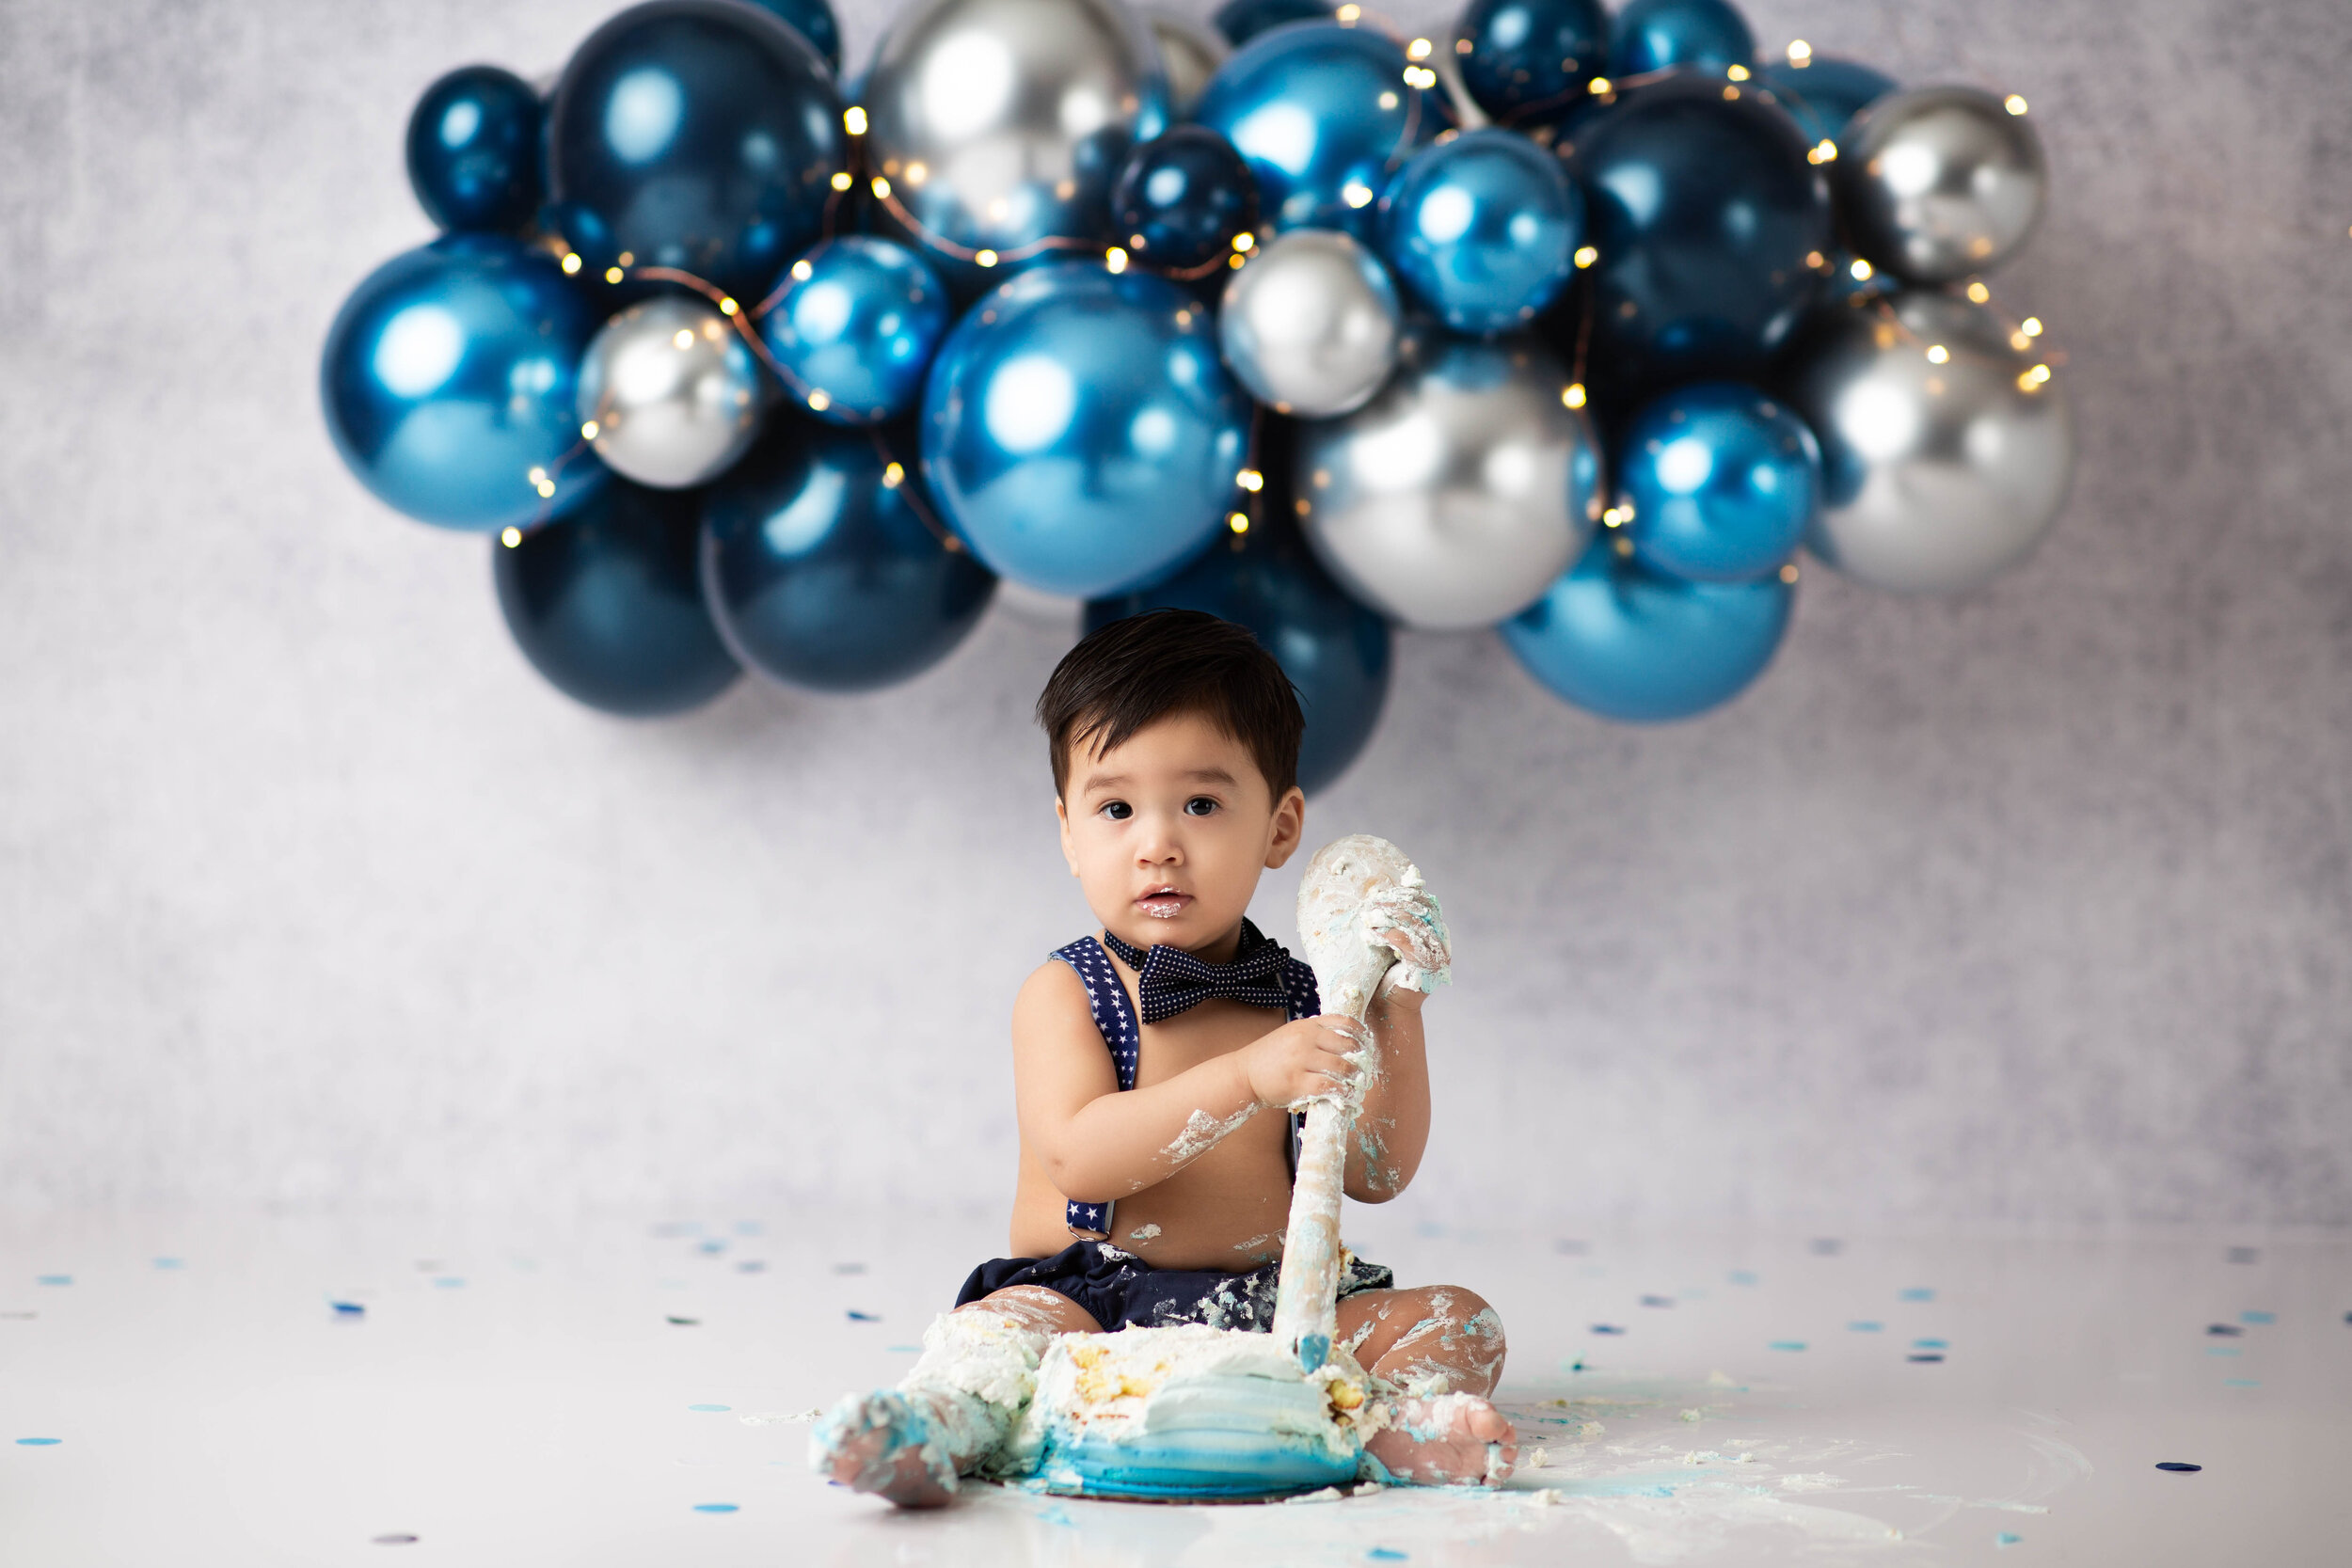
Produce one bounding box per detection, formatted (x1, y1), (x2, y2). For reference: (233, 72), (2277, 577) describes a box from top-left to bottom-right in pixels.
(1807, 139), (1837, 164)
(673, 329), (694, 350)
(791, 259), (814, 282)
(1851, 258), (1875, 280)
(560, 252), (581, 275)
(1926, 343), (1950, 363)
(604, 266), (624, 284)
(1726, 63), (1750, 81)
(1573, 245), (1598, 268)
(527, 466), (548, 484)
(2004, 94), (2028, 115)
(580, 420), (599, 440)
(1105, 245), (1128, 273)
(1343, 182), (1374, 208)
(830, 171), (852, 192)
(882, 462), (905, 488)
(1778, 562), (1800, 583)
(1562, 384), (1587, 409)
(1232, 232), (1255, 252)
(1406, 37), (1432, 61)
(1403, 67), (1437, 89)
(1787, 40), (1813, 64)
(976, 248), (999, 267)
(1335, 3), (1360, 21)
(870, 176), (892, 199)
(1228, 511), (1250, 533)
(1589, 76), (1612, 95)
(808, 389), (832, 411)
(2021, 316), (2044, 337)
(501, 527), (522, 547)
(1966, 281), (1990, 304)
(844, 105), (867, 135)
(1236, 467), (1264, 491)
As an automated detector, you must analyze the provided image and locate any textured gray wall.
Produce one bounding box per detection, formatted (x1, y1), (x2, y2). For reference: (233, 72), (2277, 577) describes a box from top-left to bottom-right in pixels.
(2, 0), (2346, 1228)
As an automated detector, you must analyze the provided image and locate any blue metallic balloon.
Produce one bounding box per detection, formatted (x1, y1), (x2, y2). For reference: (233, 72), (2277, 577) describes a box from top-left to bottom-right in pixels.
(1378, 129), (1582, 336)
(757, 237), (951, 425)
(1087, 524), (1391, 795)
(1568, 71), (1832, 385)
(321, 234), (608, 532)
(703, 423), (996, 691)
(405, 65), (544, 233)
(1212, 0), (1334, 49)
(741, 0), (842, 74)
(493, 480), (740, 717)
(922, 263), (1249, 597)
(1111, 127), (1260, 272)
(1455, 0), (1607, 126)
(1756, 55), (1897, 148)
(1608, 0), (1755, 77)
(1502, 536), (1793, 721)
(1197, 23), (1437, 239)
(1618, 382), (1820, 583)
(545, 0), (845, 301)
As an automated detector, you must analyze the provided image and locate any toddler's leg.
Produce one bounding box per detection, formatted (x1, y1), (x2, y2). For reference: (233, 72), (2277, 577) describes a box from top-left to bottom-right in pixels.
(812, 1286), (1101, 1508)
(1332, 1284), (1518, 1487)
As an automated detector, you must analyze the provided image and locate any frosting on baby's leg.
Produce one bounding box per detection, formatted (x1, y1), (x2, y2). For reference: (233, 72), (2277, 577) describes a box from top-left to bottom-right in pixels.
(810, 1309), (1050, 1505)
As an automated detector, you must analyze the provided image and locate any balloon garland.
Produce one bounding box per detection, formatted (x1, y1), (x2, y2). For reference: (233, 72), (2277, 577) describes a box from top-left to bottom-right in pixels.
(323, 0), (2073, 789)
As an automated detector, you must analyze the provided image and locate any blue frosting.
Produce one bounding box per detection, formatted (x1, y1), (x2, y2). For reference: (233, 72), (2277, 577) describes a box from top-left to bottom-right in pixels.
(1035, 1424), (1359, 1499)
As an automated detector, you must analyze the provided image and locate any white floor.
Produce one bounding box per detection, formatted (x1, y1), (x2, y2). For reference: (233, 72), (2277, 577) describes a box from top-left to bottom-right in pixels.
(3, 1208), (2344, 1565)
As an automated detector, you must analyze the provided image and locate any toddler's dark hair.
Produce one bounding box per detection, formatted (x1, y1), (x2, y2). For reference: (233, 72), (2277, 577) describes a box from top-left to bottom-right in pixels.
(1037, 609), (1304, 800)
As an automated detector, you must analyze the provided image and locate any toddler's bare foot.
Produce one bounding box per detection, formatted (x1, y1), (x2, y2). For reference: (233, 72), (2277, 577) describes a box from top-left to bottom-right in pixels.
(1365, 1392), (1518, 1487)
(810, 1389), (957, 1508)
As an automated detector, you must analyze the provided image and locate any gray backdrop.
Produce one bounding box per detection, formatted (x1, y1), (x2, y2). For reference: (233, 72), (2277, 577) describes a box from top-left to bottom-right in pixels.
(3, 0), (2345, 1229)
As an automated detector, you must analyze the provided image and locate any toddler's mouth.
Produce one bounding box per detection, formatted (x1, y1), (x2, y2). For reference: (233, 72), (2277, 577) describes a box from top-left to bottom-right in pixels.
(1136, 887), (1191, 919)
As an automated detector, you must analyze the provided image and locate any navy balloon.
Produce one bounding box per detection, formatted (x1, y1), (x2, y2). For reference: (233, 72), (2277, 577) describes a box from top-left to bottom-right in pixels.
(546, 0), (844, 301)
(1757, 55), (1898, 148)
(1455, 0), (1608, 125)
(703, 423), (996, 691)
(923, 263), (1248, 598)
(1569, 72), (1831, 384)
(1502, 538), (1793, 721)
(1198, 23), (1437, 238)
(1379, 129), (1582, 335)
(1112, 128), (1261, 272)
(758, 237), (951, 425)
(1618, 382), (1820, 583)
(1609, 0), (1755, 76)
(494, 481), (740, 717)
(321, 234), (607, 532)
(1212, 0), (1334, 48)
(741, 0), (842, 74)
(1088, 529), (1391, 795)
(405, 66), (544, 233)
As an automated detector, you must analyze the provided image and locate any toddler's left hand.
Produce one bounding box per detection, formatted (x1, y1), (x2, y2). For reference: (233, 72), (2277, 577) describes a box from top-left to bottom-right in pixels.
(1363, 882), (1450, 1006)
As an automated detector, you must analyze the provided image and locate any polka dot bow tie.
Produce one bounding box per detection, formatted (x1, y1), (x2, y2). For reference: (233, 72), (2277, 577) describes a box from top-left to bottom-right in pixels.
(1103, 919), (1295, 1024)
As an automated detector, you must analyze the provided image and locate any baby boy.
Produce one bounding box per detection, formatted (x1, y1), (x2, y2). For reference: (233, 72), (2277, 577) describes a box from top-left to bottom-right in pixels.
(813, 610), (1518, 1505)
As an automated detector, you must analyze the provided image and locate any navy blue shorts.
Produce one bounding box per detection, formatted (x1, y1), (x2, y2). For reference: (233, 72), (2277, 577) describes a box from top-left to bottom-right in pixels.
(955, 1241), (1394, 1333)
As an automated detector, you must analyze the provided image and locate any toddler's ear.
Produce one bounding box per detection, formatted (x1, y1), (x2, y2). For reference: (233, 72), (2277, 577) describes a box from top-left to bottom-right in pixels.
(1056, 795), (1080, 877)
(1263, 784), (1308, 869)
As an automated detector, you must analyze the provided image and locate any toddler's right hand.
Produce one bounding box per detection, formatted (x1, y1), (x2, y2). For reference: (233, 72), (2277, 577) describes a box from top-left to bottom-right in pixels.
(1240, 1015), (1366, 1110)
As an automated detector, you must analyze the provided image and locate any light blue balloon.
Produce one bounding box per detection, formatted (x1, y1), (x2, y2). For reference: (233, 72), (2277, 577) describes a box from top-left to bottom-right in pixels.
(1756, 56), (1899, 148)
(1501, 537), (1793, 721)
(321, 234), (608, 532)
(1378, 129), (1582, 336)
(921, 263), (1248, 598)
(1197, 23), (1437, 240)
(1619, 382), (1820, 583)
(758, 237), (951, 425)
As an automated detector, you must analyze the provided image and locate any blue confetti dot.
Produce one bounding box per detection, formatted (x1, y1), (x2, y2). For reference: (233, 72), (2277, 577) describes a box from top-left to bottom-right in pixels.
(1369, 1552), (1408, 1562)
(2207, 1345), (2242, 1356)
(698, 1240), (727, 1254)
(1907, 1354), (1945, 1363)
(432, 1277), (465, 1290)
(1849, 1322), (1883, 1332)
(1727, 1270), (1757, 1286)
(36, 1275), (70, 1287)
(688, 1404), (730, 1412)
(2206, 1323), (2243, 1337)
(1641, 1295), (1675, 1308)
(1590, 1323), (1625, 1335)
(1899, 1287), (1935, 1302)
(733, 1221), (764, 1237)
(2240, 1309), (2275, 1325)
(1996, 1531), (2022, 1546)
(2155, 1461), (2201, 1472)
(152, 1258), (183, 1270)
(736, 1260), (767, 1274)
(847, 1309), (881, 1323)
(1914, 1338), (1948, 1349)
(330, 1301), (366, 1316)
(692, 1502), (739, 1513)
(1770, 1340), (1807, 1352)
(17, 1437), (61, 1446)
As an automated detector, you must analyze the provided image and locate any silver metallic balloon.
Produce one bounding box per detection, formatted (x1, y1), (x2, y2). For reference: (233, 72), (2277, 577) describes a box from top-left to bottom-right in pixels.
(1836, 86), (2047, 284)
(1144, 8), (1228, 119)
(1783, 290), (2074, 594)
(860, 0), (1168, 286)
(577, 295), (764, 490)
(1220, 229), (1402, 418)
(1296, 331), (1601, 630)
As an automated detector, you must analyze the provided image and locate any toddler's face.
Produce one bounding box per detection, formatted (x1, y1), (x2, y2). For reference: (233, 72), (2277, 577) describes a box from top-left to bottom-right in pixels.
(1057, 709), (1304, 954)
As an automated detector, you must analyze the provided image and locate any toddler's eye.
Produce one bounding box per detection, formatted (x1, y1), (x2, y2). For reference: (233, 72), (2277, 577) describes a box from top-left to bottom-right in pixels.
(1184, 797), (1218, 816)
(1100, 800), (1133, 821)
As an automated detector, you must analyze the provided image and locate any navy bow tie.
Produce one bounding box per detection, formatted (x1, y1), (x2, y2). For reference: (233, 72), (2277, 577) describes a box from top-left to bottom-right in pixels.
(1103, 919), (1293, 1023)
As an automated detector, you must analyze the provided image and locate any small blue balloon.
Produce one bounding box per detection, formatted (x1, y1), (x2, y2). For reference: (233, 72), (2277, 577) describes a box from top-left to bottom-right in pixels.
(493, 481), (740, 717)
(1455, 0), (1608, 125)
(546, 0), (844, 301)
(1609, 0), (1755, 77)
(1212, 0), (1334, 49)
(1756, 56), (1898, 147)
(1378, 129), (1581, 336)
(922, 263), (1248, 598)
(1087, 527), (1390, 795)
(740, 0), (842, 74)
(1618, 382), (1820, 583)
(321, 234), (608, 532)
(702, 423), (996, 692)
(1502, 537), (1793, 721)
(1569, 72), (1831, 384)
(405, 66), (544, 233)
(1111, 127), (1261, 271)
(757, 237), (950, 426)
(1197, 23), (1438, 239)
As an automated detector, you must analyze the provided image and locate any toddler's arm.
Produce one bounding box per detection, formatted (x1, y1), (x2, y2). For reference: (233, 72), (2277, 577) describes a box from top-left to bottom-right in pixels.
(1012, 960), (1365, 1204)
(1347, 898), (1451, 1201)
